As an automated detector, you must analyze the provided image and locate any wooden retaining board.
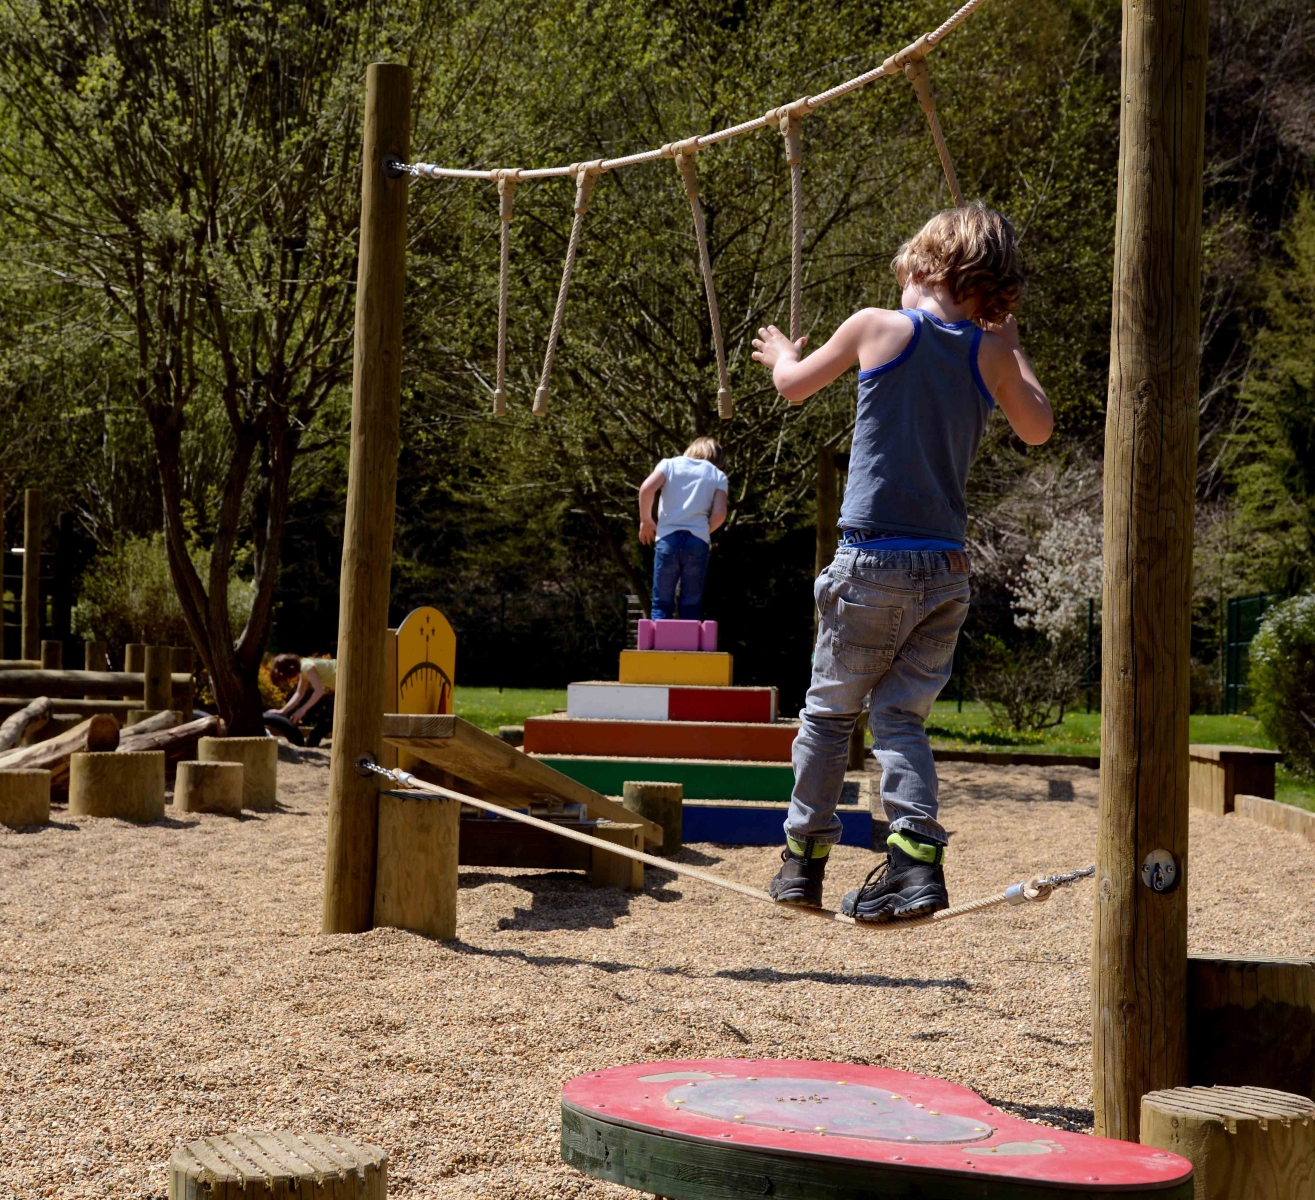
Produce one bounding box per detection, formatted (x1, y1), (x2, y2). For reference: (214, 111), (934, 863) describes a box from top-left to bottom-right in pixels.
(619, 650), (733, 687)
(381, 714), (663, 847)
(561, 1060), (1193, 1199)
(534, 755), (796, 802)
(1234, 793), (1315, 846)
(524, 715), (797, 762)
(684, 802), (871, 848)
(567, 682), (778, 724)
(458, 815), (593, 870)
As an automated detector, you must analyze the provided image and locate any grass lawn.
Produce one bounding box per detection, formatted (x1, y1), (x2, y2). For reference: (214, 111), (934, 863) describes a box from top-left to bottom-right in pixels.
(453, 686), (565, 732)
(452, 687), (1315, 814)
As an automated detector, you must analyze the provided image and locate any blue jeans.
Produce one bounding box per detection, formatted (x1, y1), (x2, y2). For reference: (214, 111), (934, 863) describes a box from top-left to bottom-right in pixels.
(786, 548), (971, 847)
(651, 531), (710, 620)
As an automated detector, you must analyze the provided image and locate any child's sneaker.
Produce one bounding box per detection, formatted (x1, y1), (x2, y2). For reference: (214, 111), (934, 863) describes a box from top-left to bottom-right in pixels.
(768, 838), (829, 908)
(841, 831), (948, 922)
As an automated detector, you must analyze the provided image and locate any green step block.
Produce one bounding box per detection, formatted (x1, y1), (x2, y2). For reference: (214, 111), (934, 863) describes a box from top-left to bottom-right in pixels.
(534, 755), (795, 801)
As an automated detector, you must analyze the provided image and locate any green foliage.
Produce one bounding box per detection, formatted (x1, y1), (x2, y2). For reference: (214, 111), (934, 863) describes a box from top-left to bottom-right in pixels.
(71, 534), (253, 663)
(968, 633), (1084, 731)
(1249, 590), (1315, 777)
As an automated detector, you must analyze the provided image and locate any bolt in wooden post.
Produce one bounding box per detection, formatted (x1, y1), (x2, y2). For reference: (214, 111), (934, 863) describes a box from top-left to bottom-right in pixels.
(1092, 0), (1208, 1140)
(322, 62), (411, 935)
(21, 489), (40, 661)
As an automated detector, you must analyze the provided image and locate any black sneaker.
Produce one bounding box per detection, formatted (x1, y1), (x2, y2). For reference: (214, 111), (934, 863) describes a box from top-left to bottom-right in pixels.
(841, 832), (948, 922)
(768, 841), (828, 908)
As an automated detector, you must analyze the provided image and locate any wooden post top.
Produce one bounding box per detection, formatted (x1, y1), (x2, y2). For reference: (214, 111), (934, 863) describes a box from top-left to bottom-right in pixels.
(169, 1130), (386, 1193)
(1188, 744), (1283, 763)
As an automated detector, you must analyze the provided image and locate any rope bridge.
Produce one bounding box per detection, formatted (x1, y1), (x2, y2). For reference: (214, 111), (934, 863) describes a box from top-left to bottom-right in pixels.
(359, 758), (1095, 930)
(395, 0), (989, 418)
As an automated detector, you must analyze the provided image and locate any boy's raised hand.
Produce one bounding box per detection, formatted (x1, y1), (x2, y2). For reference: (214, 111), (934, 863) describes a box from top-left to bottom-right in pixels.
(751, 325), (807, 369)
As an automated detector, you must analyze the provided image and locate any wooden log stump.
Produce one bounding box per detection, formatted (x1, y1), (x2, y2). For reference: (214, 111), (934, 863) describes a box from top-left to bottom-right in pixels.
(1141, 1086), (1315, 1199)
(198, 736), (278, 811)
(68, 750), (165, 822)
(0, 769), (51, 826)
(175, 760), (243, 816)
(169, 1130), (387, 1199)
(0, 696), (51, 752)
(22, 713), (82, 746)
(589, 820), (644, 891)
(622, 780), (681, 856)
(374, 791), (458, 939)
(40, 640), (62, 670)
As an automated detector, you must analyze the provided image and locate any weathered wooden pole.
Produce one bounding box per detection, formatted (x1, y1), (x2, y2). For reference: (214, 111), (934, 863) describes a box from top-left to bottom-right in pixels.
(1093, 0), (1207, 1140)
(21, 488), (40, 661)
(322, 62), (412, 935)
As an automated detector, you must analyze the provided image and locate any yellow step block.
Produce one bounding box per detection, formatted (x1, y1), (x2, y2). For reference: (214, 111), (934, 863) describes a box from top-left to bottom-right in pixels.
(618, 650), (734, 687)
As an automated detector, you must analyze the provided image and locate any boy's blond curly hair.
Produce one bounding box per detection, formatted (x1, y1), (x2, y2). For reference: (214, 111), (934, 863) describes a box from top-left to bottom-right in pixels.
(891, 203), (1023, 324)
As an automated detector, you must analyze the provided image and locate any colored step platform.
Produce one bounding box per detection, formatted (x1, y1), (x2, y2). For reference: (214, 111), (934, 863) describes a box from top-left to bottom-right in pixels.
(535, 755), (795, 801)
(684, 800), (872, 847)
(561, 1060), (1193, 1199)
(566, 681), (777, 724)
(619, 649), (733, 687)
(523, 715), (797, 762)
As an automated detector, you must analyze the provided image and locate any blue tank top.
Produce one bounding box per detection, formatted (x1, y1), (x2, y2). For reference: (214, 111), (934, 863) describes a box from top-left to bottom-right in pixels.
(838, 308), (994, 545)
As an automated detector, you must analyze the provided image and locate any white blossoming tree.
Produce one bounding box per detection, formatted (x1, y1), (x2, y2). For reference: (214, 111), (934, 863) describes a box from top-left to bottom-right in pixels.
(1012, 512), (1104, 642)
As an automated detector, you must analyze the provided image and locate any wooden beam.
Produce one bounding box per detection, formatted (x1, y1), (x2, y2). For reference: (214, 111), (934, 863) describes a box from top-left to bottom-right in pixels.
(322, 62), (412, 935)
(21, 489), (39, 661)
(0, 670), (192, 699)
(381, 713), (664, 846)
(1092, 0), (1208, 1140)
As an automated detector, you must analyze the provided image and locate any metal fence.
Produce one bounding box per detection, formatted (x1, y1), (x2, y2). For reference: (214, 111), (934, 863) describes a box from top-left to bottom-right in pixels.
(1223, 592), (1277, 715)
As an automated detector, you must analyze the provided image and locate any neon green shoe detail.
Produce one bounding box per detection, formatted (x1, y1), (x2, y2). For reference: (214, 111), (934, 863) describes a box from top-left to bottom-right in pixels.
(887, 830), (944, 865)
(786, 836), (832, 860)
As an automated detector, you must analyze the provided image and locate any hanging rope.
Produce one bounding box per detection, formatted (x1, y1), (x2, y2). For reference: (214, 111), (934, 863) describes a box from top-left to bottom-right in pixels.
(904, 60), (964, 207)
(762, 99), (813, 349)
(533, 161), (602, 417)
(359, 758), (1096, 932)
(493, 170), (521, 416)
(664, 139), (733, 421)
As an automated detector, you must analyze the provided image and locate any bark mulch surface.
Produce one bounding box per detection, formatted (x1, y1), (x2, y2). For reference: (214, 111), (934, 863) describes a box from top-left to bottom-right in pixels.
(2, 755), (1312, 1198)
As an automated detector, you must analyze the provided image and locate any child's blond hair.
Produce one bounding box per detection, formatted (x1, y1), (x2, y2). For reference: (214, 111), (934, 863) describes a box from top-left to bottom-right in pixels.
(891, 202), (1023, 324)
(683, 437), (725, 470)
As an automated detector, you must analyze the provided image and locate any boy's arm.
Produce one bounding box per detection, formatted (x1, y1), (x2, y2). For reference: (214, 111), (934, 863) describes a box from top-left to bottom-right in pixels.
(979, 316), (1053, 445)
(751, 310), (907, 403)
(709, 488), (728, 533)
(276, 676), (308, 717)
(638, 468), (665, 545)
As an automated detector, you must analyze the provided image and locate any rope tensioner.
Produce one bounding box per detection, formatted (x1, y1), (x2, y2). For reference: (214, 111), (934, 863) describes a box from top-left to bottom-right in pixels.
(533, 160), (603, 417)
(356, 757), (1095, 931)
(663, 137), (733, 421)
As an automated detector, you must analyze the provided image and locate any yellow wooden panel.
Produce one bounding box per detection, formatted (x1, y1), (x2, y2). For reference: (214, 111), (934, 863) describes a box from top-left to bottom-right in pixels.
(618, 650), (733, 686)
(396, 606), (456, 715)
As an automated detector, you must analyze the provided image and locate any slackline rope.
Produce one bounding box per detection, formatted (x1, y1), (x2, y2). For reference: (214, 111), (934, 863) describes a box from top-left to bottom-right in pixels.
(394, 0), (986, 418)
(359, 759), (1095, 932)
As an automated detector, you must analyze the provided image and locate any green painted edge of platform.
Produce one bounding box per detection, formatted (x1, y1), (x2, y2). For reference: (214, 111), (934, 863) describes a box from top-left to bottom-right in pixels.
(536, 756), (794, 801)
(560, 1103), (1192, 1200)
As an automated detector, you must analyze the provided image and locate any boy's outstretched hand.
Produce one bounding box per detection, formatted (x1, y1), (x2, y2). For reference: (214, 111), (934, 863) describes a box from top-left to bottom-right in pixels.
(638, 517), (658, 546)
(751, 325), (807, 370)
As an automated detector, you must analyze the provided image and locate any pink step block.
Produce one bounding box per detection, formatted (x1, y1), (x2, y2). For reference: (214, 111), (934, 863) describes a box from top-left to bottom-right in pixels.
(637, 619), (719, 652)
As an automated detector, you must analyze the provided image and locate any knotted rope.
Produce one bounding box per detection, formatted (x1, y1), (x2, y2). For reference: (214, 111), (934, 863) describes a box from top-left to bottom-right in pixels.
(360, 759), (1095, 932)
(533, 161), (602, 417)
(904, 60), (964, 206)
(493, 170), (521, 416)
(665, 139), (733, 420)
(763, 99), (813, 351)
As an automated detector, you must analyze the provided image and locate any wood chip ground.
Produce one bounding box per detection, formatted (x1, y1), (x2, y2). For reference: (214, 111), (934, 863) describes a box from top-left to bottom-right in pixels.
(2, 754), (1312, 1198)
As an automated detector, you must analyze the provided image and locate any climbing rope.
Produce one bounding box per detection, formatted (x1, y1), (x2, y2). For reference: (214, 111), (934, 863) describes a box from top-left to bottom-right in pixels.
(359, 759), (1095, 931)
(395, 0), (990, 416)
(904, 61), (964, 206)
(533, 161), (601, 416)
(493, 170), (520, 416)
(665, 139), (733, 420)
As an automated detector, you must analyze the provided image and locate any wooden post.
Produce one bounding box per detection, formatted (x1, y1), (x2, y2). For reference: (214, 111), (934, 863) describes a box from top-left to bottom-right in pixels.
(1093, 0), (1208, 1140)
(21, 488), (40, 661)
(622, 780), (682, 856)
(374, 792), (458, 939)
(171, 645), (195, 715)
(123, 643), (145, 700)
(39, 639), (62, 670)
(322, 62), (411, 935)
(143, 645), (173, 711)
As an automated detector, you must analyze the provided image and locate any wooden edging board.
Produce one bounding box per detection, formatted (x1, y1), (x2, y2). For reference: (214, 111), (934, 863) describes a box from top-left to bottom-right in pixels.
(381, 713), (663, 847)
(1232, 794), (1315, 846)
(561, 1060), (1194, 1200)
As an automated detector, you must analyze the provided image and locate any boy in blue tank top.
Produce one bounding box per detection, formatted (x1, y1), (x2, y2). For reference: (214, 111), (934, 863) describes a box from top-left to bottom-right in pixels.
(751, 203), (1053, 921)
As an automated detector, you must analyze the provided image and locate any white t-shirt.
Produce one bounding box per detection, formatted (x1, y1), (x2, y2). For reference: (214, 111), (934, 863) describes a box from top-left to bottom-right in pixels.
(655, 456), (729, 544)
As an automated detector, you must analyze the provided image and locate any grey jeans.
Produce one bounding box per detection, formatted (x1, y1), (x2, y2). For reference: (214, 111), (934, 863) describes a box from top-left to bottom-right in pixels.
(786, 547), (971, 847)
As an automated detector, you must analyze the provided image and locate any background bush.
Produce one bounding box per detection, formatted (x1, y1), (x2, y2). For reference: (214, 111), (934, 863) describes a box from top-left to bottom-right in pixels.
(1250, 590), (1315, 776)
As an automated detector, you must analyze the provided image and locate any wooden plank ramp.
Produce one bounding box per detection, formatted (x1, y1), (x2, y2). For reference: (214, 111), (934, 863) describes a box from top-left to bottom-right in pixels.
(381, 713), (663, 847)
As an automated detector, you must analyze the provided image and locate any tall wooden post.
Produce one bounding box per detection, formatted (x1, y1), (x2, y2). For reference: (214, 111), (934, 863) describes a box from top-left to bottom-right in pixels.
(322, 62), (412, 935)
(21, 488), (41, 661)
(1093, 0), (1207, 1140)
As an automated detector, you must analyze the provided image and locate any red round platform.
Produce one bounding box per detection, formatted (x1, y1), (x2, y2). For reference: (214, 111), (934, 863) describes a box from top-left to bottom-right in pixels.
(561, 1059), (1193, 1197)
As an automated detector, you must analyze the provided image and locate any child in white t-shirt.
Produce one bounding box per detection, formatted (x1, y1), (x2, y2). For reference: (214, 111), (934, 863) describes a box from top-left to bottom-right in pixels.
(638, 437), (729, 620)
